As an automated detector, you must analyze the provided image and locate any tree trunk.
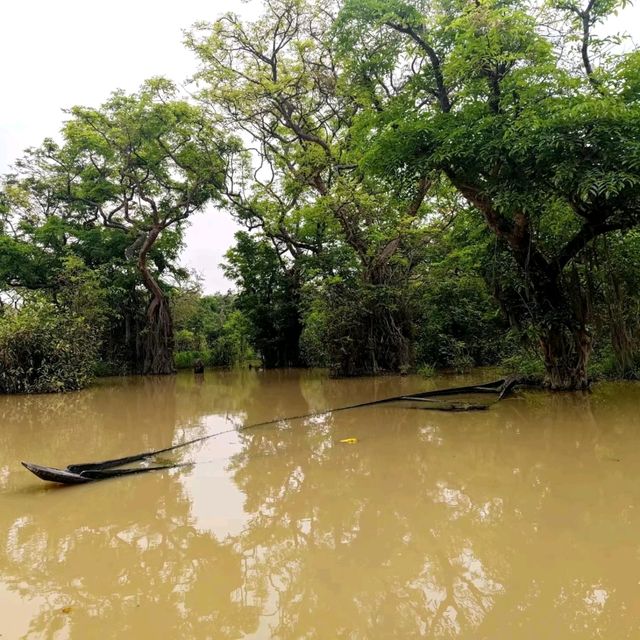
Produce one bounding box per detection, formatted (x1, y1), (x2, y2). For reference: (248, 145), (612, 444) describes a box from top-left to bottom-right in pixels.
(142, 293), (175, 375)
(539, 324), (591, 390)
(137, 227), (175, 375)
(332, 272), (412, 377)
(491, 253), (592, 390)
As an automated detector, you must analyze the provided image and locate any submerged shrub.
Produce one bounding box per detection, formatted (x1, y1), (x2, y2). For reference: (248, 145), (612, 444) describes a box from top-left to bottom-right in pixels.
(589, 345), (640, 381)
(500, 351), (545, 378)
(417, 363), (436, 378)
(301, 280), (413, 377)
(299, 298), (330, 368)
(0, 299), (99, 393)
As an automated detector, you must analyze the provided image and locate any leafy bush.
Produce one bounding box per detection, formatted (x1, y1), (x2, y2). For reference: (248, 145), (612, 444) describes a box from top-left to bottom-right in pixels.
(301, 280), (413, 376)
(175, 350), (208, 370)
(299, 298), (330, 368)
(0, 299), (99, 393)
(500, 351), (545, 378)
(175, 329), (199, 352)
(172, 290), (255, 369)
(174, 311), (254, 370)
(417, 363), (436, 378)
(589, 346), (640, 381)
(414, 268), (507, 370)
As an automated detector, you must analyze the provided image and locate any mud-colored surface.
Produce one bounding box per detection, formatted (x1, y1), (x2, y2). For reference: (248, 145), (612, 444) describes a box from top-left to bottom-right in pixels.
(1, 369), (639, 639)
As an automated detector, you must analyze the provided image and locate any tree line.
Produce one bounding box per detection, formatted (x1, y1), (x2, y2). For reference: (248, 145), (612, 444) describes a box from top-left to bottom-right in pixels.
(1, 0), (639, 392)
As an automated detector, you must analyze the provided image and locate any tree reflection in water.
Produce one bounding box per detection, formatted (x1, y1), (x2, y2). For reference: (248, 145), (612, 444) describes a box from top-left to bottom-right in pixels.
(1, 372), (640, 639)
(226, 376), (640, 638)
(0, 373), (264, 639)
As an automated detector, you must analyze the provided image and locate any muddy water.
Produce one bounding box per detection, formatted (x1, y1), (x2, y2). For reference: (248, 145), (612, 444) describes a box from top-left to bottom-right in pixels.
(1, 370), (640, 639)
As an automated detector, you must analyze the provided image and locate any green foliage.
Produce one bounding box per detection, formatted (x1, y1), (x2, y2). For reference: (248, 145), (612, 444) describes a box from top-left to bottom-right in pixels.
(1, 79), (238, 378)
(414, 268), (506, 370)
(59, 79), (232, 231)
(299, 298), (331, 368)
(223, 232), (302, 368)
(175, 329), (199, 352)
(416, 363), (435, 378)
(501, 350), (546, 378)
(589, 347), (640, 381)
(218, 310), (255, 366)
(410, 208), (509, 370)
(188, 2), (434, 374)
(0, 298), (99, 393)
(172, 289), (254, 368)
(3, 0), (640, 392)
(333, 0), (640, 388)
(56, 255), (111, 329)
(173, 349), (239, 370)
(0, 256), (110, 393)
(583, 232), (640, 379)
(299, 277), (413, 376)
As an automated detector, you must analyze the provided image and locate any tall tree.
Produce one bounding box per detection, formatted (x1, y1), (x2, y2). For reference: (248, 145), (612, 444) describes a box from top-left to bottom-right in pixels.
(4, 80), (237, 374)
(334, 0), (640, 388)
(187, 0), (435, 374)
(224, 231), (303, 367)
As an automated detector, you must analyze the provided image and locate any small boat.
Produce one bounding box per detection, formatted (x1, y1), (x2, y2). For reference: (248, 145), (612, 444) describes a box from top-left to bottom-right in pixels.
(393, 378), (516, 411)
(23, 377), (519, 486)
(22, 462), (92, 485)
(22, 461), (189, 486)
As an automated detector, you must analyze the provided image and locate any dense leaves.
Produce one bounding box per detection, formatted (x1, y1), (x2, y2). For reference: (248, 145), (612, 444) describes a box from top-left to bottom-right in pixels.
(172, 290), (254, 368)
(0, 258), (107, 393)
(1, 0), (639, 392)
(224, 232), (303, 368)
(0, 301), (97, 394)
(331, 0), (640, 387)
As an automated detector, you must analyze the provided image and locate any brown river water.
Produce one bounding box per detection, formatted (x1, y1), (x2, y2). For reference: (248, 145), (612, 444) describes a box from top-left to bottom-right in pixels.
(1, 369), (640, 639)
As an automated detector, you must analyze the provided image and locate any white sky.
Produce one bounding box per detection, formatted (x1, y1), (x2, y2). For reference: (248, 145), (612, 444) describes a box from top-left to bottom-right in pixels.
(1, 1), (638, 293)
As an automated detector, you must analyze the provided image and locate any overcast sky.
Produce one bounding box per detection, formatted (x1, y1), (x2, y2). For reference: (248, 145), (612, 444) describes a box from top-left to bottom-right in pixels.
(1, 1), (638, 293)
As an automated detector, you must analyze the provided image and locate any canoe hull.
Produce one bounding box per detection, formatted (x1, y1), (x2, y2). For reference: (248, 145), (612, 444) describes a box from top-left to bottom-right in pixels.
(22, 461), (188, 485)
(21, 462), (92, 485)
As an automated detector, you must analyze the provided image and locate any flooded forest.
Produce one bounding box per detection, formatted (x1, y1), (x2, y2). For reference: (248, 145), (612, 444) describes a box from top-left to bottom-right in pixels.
(1, 0), (640, 637)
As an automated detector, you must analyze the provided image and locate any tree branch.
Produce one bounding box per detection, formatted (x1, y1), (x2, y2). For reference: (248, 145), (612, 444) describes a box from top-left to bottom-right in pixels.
(384, 21), (451, 112)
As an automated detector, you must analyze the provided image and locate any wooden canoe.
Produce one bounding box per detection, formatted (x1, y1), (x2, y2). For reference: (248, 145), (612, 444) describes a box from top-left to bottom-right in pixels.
(23, 377), (519, 486)
(21, 461), (189, 486)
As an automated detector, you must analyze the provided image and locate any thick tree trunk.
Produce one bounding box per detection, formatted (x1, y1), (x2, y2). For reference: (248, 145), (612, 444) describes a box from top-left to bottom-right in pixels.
(539, 324), (591, 390)
(530, 267), (592, 390)
(137, 227), (175, 375)
(142, 293), (175, 375)
(330, 267), (413, 377)
(491, 250), (592, 390)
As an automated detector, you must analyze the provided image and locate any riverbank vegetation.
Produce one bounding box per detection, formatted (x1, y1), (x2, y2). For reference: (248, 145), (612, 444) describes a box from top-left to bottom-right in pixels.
(1, 0), (639, 392)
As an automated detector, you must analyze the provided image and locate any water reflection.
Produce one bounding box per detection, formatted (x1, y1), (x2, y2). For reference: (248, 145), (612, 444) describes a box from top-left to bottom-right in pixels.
(1, 371), (640, 638)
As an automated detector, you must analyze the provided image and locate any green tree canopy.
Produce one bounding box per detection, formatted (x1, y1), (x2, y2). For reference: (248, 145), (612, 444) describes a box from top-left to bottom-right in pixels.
(333, 0), (640, 388)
